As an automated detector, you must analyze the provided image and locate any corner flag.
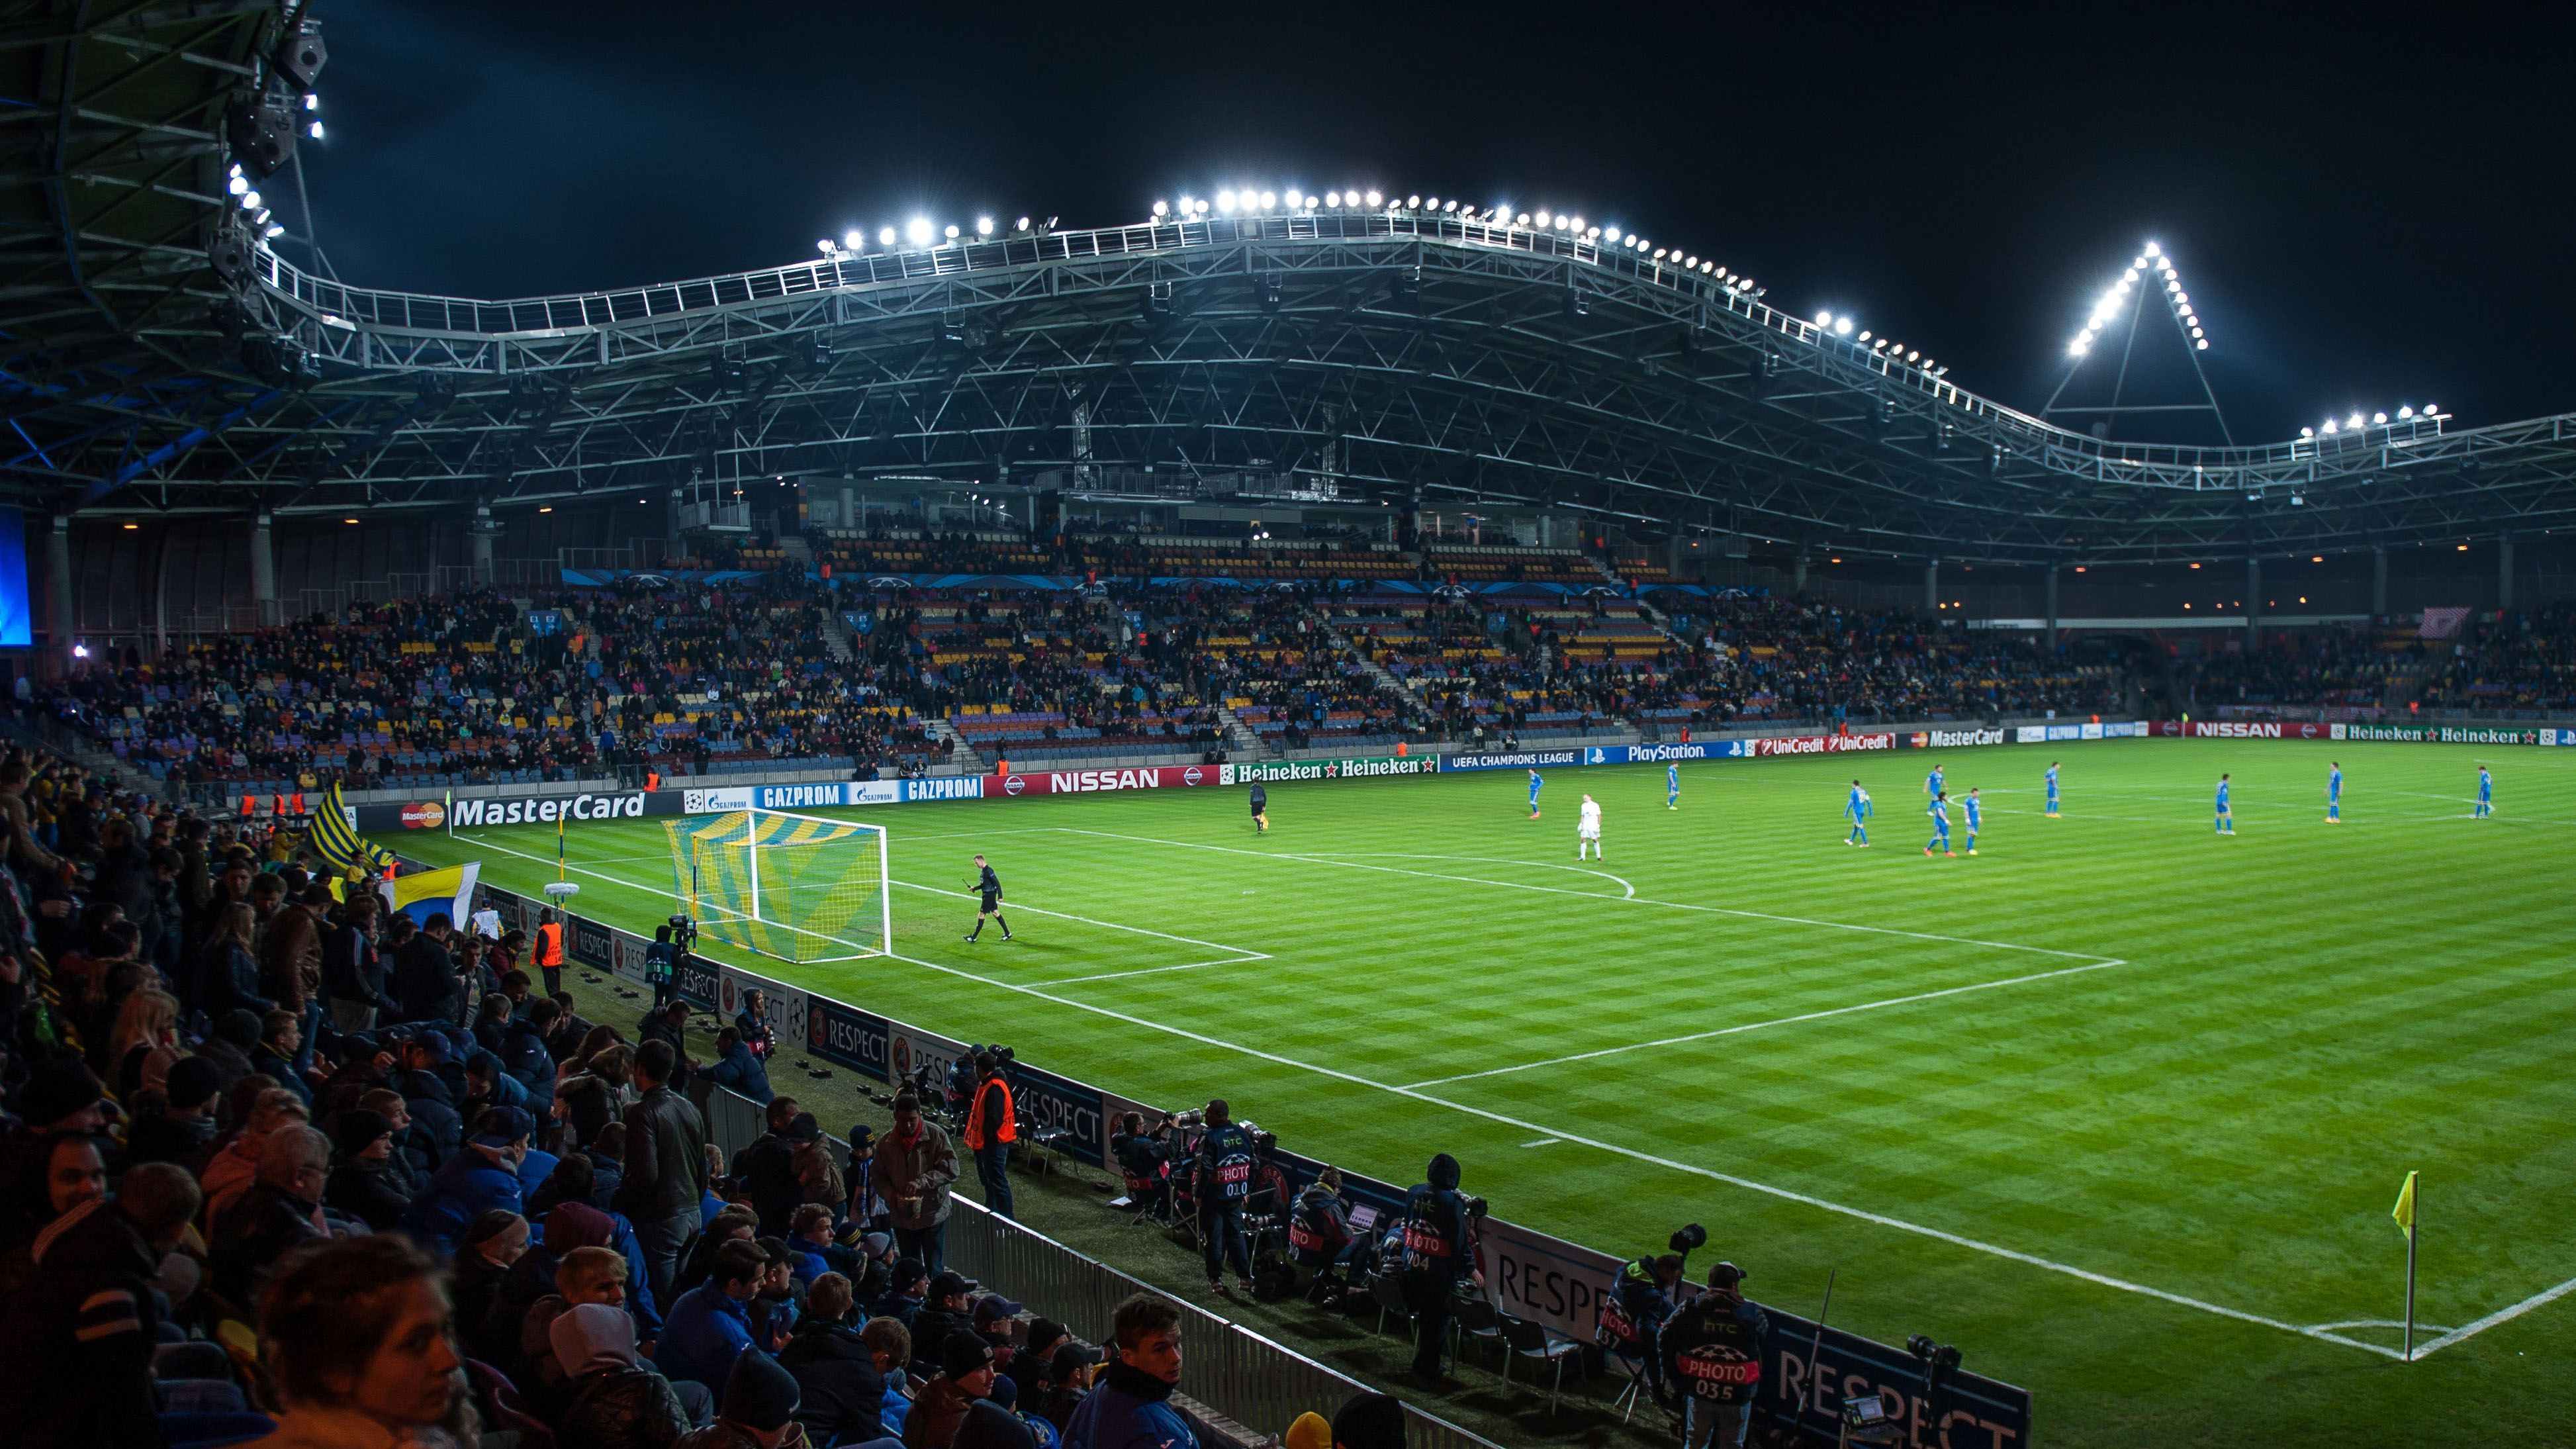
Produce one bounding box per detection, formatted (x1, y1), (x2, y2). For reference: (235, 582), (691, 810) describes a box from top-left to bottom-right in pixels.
(2393, 1170), (2420, 1360)
(2392, 1170), (2417, 1238)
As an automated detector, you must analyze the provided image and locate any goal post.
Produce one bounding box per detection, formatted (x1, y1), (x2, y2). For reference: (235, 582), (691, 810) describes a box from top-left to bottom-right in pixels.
(665, 807), (892, 964)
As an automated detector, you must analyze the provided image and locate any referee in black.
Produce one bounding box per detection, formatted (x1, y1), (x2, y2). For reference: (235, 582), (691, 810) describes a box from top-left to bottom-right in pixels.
(966, 854), (1012, 942)
(1248, 781), (1269, 833)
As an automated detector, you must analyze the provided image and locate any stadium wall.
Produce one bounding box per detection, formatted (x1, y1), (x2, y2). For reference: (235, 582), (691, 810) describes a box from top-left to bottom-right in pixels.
(467, 874), (2037, 1448)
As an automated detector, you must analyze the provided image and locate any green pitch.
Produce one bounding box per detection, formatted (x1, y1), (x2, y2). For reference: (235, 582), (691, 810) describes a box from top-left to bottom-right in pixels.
(402, 739), (2576, 1448)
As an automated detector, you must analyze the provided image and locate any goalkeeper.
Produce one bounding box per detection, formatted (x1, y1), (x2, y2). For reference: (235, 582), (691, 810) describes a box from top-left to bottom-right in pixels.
(966, 854), (1013, 943)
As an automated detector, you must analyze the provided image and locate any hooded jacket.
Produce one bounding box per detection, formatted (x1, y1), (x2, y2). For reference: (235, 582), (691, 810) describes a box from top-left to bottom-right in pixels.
(778, 1317), (888, 1446)
(1401, 1153), (1475, 1281)
(1061, 1359), (1198, 1449)
(401, 1143), (525, 1252)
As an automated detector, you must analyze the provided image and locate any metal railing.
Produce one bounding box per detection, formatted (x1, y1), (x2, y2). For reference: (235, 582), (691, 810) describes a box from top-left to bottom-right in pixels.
(942, 1195), (1502, 1449)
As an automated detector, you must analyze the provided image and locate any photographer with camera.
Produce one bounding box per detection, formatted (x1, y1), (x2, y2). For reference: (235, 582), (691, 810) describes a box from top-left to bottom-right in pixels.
(1191, 1099), (1258, 1297)
(1288, 1167), (1363, 1305)
(1110, 1112), (1172, 1221)
(1399, 1152), (1482, 1385)
(1604, 1225), (1701, 1402)
(1659, 1261), (1769, 1449)
(647, 919), (685, 1010)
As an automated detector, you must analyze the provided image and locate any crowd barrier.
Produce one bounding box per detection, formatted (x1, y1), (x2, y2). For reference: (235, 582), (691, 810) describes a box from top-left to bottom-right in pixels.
(475, 879), (2038, 1448)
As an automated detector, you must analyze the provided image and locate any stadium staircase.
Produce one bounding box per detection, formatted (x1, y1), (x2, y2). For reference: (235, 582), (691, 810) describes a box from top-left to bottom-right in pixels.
(1213, 702), (1276, 759)
(1309, 607), (1432, 712)
(925, 718), (984, 772)
(817, 609), (858, 664)
(780, 534), (815, 570)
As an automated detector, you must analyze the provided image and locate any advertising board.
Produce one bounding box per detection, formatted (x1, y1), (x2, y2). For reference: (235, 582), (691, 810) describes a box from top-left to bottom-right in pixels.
(982, 765), (1222, 797)
(1220, 756), (1438, 784)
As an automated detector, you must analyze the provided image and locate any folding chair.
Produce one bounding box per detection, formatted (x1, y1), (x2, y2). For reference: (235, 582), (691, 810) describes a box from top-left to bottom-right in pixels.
(1499, 1314), (1585, 1415)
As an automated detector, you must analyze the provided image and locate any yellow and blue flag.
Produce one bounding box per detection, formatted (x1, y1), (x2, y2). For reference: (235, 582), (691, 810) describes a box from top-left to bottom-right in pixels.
(379, 861), (481, 931)
(310, 781), (400, 876)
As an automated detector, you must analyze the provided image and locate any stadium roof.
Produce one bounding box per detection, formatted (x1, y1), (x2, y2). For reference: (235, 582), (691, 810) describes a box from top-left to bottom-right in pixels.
(7, 11), (2575, 565)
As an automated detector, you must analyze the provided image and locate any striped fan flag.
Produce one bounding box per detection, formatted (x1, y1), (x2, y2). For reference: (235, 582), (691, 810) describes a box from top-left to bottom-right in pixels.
(2418, 606), (2471, 639)
(310, 780), (399, 876)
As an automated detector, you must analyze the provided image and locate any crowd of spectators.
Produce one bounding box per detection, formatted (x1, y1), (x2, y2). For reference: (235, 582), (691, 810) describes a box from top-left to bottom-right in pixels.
(0, 737), (1432, 1449)
(2412, 604), (2576, 716)
(2178, 626), (2414, 714)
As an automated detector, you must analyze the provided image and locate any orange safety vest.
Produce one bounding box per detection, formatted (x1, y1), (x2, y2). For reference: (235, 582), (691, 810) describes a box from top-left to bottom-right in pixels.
(535, 921), (565, 968)
(963, 1076), (1017, 1148)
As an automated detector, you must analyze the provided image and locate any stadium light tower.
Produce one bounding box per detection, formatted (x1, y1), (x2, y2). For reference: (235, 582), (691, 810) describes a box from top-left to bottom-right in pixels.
(2043, 239), (2233, 444)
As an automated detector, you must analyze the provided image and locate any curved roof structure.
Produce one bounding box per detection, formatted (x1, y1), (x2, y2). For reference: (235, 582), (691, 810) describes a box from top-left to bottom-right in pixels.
(7, 13), (2573, 563)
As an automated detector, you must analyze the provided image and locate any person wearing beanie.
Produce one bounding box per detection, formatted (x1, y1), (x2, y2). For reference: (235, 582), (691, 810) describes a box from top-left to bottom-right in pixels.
(1658, 1261), (1769, 1449)
(907, 1268), (978, 1373)
(1061, 1292), (1196, 1449)
(1285, 1411), (1334, 1449)
(674, 1347), (803, 1449)
(1036, 1342), (1095, 1434)
(13, 1052), (109, 1135)
(125, 1054), (222, 1166)
(1397, 1153), (1479, 1384)
(1007, 1317), (1071, 1403)
(475, 1197), (618, 1376)
(323, 1106), (413, 1230)
(1331, 1391), (1406, 1449)
(901, 1331), (998, 1449)
(553, 1299), (700, 1449)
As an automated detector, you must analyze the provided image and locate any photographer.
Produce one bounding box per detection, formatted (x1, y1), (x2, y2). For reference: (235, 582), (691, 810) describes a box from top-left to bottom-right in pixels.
(1191, 1099), (1258, 1297)
(735, 988), (777, 1062)
(647, 921), (680, 1010)
(1398, 1152), (1481, 1384)
(1659, 1262), (1769, 1449)
(1110, 1112), (1172, 1220)
(1604, 1246), (1689, 1397)
(1287, 1167), (1363, 1305)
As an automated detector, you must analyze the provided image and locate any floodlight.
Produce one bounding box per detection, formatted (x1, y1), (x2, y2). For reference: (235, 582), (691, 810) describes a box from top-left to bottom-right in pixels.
(943, 224), (960, 239)
(229, 174), (249, 195)
(1261, 191), (1278, 208)
(1685, 254), (1697, 266)
(880, 226), (897, 246)
(817, 239), (833, 254)
(1534, 209), (1549, 226)
(1569, 216), (1584, 230)
(1365, 189), (1381, 205)
(1406, 195), (1420, 209)
(1816, 310), (1832, 326)
(1305, 194), (1319, 208)
(263, 223), (283, 238)
(2191, 327), (2204, 338)
(2301, 427), (2315, 438)
(1325, 191), (1340, 207)
(2426, 403), (2438, 414)
(2070, 341), (2090, 357)
(2373, 411), (2388, 424)
(1653, 248), (1667, 259)
(2174, 291), (2187, 304)
(307, 120), (324, 140)
(1152, 200), (1169, 216)
(2323, 420), (2339, 434)
(907, 217), (933, 245)
(2348, 412), (2365, 428)
(844, 230), (864, 250)
(1587, 226), (1600, 238)
(1833, 316), (1853, 334)
(1217, 190), (1237, 212)
(2398, 405), (2415, 418)
(2144, 241), (2161, 255)
(241, 190), (261, 210)
(977, 216), (994, 235)
(1906, 349), (1919, 361)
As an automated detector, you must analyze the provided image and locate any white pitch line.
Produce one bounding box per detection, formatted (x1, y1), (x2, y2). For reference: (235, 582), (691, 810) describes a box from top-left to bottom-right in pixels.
(1403, 957), (2134, 1088)
(1058, 827), (2117, 963)
(1052, 955), (1278, 985)
(451, 833), (2552, 1363)
(1311, 851), (1636, 900)
(887, 878), (1265, 957)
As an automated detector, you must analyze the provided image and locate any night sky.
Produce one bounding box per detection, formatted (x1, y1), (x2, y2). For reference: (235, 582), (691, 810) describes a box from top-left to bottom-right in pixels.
(297, 3), (2576, 447)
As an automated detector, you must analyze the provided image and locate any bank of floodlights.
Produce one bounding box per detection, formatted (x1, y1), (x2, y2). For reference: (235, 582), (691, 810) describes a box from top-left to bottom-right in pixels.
(2302, 404), (2443, 440)
(2070, 240), (2205, 359)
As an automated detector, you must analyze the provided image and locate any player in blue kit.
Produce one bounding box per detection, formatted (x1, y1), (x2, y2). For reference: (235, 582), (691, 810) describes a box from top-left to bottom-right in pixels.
(1667, 763), (1681, 810)
(2326, 762), (2342, 823)
(2045, 761), (2062, 818)
(1527, 768), (1544, 819)
(1925, 791), (1954, 857)
(2215, 773), (2235, 835)
(1962, 787), (1983, 855)
(1845, 780), (1872, 846)
(2475, 765), (2493, 818)
(1925, 763), (1945, 802)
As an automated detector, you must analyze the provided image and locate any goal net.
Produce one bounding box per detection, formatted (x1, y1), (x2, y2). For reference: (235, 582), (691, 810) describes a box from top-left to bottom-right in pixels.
(665, 808), (891, 964)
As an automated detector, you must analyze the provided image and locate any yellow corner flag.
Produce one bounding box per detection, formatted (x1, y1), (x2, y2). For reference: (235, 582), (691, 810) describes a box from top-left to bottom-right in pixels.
(2393, 1170), (2418, 1239)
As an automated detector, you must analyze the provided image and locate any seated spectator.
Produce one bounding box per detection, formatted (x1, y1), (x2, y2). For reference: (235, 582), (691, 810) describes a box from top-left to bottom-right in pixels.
(680, 1348), (804, 1449)
(126, 1054), (223, 1166)
(908, 1269), (977, 1373)
(484, 1198), (618, 1370)
(1062, 1293), (1195, 1449)
(1009, 1318), (1072, 1405)
(208, 1123), (331, 1309)
(518, 1240), (631, 1403)
(870, 1257), (928, 1329)
(252, 1235), (473, 1446)
(402, 1104), (533, 1252)
(786, 1203), (842, 1288)
(324, 1107), (414, 1230)
(696, 1027), (773, 1105)
(202, 1086), (310, 1224)
(661, 1238), (782, 1407)
(1035, 1342), (1094, 1434)
(529, 1150), (602, 1222)
(0, 1130), (107, 1263)
(778, 1274), (894, 1447)
(904, 1332), (998, 1449)
(251, 1007), (312, 1107)
(105, 985), (184, 1101)
(674, 1204), (760, 1299)
(448, 1207), (531, 1347)
(553, 1299), (698, 1449)
(0, 1162), (200, 1446)
(388, 1033), (467, 1171)
(955, 1399), (1039, 1449)
(195, 1007), (264, 1096)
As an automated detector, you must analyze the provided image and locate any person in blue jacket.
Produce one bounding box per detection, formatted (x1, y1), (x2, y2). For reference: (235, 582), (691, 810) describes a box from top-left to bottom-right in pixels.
(658, 1237), (783, 1407)
(698, 1026), (775, 1104)
(402, 1105), (533, 1253)
(1062, 1292), (1196, 1449)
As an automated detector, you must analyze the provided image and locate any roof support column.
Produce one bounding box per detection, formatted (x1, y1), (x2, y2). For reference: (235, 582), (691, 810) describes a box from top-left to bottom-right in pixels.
(2245, 555), (2262, 648)
(2371, 545), (2388, 618)
(251, 508), (277, 628)
(46, 514), (73, 673)
(1923, 558), (1939, 616)
(2045, 563), (2060, 649)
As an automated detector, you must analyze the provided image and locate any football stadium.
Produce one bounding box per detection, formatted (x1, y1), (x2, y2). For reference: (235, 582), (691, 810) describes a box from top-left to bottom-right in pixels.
(1, 7), (2571, 1449)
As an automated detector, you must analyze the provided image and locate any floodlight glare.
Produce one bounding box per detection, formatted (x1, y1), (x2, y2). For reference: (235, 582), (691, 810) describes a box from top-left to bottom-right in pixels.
(2373, 411), (2388, 424)
(1570, 216), (1584, 231)
(1305, 194), (1319, 208)
(2348, 412), (2365, 428)
(1365, 189), (1382, 205)
(2301, 426), (2315, 438)
(880, 226), (897, 246)
(1217, 190), (1237, 212)
(1816, 310), (1832, 326)
(1534, 209), (1550, 226)
(2323, 420), (2339, 434)
(906, 217), (933, 245)
(844, 230), (864, 250)
(2399, 405), (2415, 418)
(2144, 240), (2161, 255)
(1833, 316), (1853, 335)
(943, 224), (960, 239)
(2070, 340), (2090, 357)
(229, 175), (249, 195)
(1325, 191), (1340, 207)
(1261, 191), (1278, 208)
(1152, 200), (1169, 216)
